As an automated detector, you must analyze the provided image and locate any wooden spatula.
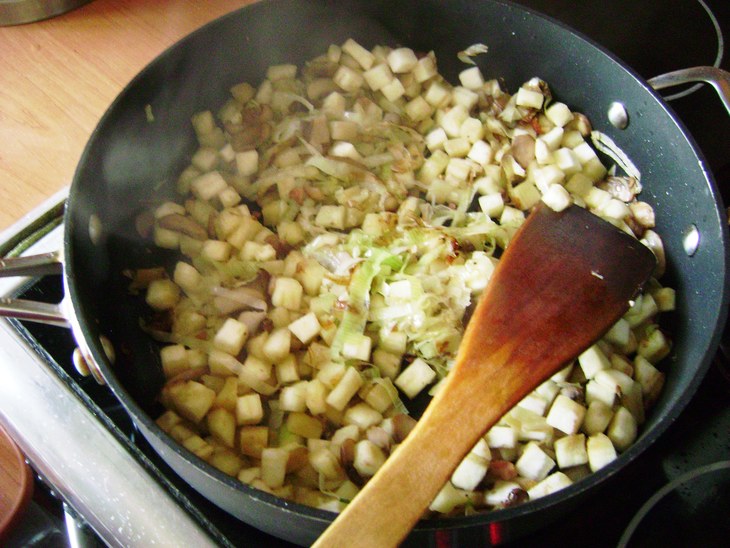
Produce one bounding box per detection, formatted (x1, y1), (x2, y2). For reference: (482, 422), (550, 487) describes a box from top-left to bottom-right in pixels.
(313, 203), (657, 548)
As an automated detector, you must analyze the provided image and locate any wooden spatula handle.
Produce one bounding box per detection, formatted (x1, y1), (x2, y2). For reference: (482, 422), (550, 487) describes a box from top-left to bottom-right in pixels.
(312, 348), (522, 548)
(314, 204), (656, 547)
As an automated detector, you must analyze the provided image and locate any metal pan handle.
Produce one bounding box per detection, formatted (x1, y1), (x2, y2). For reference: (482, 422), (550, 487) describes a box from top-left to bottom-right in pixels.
(0, 250), (70, 328)
(648, 67), (730, 117)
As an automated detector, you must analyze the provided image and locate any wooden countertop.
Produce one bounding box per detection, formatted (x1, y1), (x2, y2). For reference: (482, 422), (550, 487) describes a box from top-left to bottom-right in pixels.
(0, 0), (255, 232)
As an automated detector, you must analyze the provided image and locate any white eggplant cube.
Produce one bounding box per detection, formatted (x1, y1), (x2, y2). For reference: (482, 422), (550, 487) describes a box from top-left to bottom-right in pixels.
(545, 102), (574, 127)
(443, 137), (471, 158)
(515, 87), (544, 109)
(451, 451), (490, 491)
(413, 54), (438, 83)
(546, 394), (586, 435)
(160, 344), (189, 378)
(425, 127), (448, 151)
(343, 402), (383, 431)
(341, 333), (373, 361)
(582, 400), (614, 435)
(587, 433), (617, 472)
(363, 63), (393, 91)
(173, 261), (203, 295)
(314, 204), (347, 230)
(594, 369), (634, 396)
(467, 139), (493, 165)
(333, 65), (365, 93)
(378, 328), (408, 355)
(478, 192), (505, 219)
(604, 317), (631, 348)
(452, 87), (479, 110)
(326, 366), (364, 411)
(578, 344), (611, 379)
(372, 349), (402, 379)
(458, 66), (485, 90)
(429, 482), (469, 514)
(146, 279), (181, 311)
(541, 183), (572, 212)
(342, 38), (375, 70)
(484, 480), (522, 506)
(380, 77), (406, 102)
(404, 96), (433, 122)
(213, 318), (249, 356)
(288, 312), (322, 344)
(261, 447), (288, 489)
(395, 357), (436, 399)
(235, 150), (259, 176)
(586, 379), (617, 408)
(201, 239), (232, 263)
(271, 277), (303, 311)
(262, 327), (292, 363)
(533, 165), (565, 193)
(387, 47), (418, 73)
(236, 393), (264, 425)
(486, 425), (518, 449)
(440, 105), (469, 137)
(353, 439), (387, 477)
(460, 117), (484, 143)
(515, 442), (555, 481)
(607, 406), (638, 452)
(191, 171), (228, 201)
(527, 472), (572, 500)
(554, 433), (588, 468)
(279, 382), (308, 412)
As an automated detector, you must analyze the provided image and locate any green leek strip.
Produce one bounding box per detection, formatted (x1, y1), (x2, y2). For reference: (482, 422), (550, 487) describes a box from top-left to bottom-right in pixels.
(329, 257), (382, 362)
(371, 377), (410, 415)
(318, 473), (349, 504)
(358, 239), (405, 272)
(194, 255), (260, 284)
(306, 155), (359, 183)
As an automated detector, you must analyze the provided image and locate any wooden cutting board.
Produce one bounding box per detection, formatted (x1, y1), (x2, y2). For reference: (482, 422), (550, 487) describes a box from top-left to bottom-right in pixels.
(0, 425), (33, 542)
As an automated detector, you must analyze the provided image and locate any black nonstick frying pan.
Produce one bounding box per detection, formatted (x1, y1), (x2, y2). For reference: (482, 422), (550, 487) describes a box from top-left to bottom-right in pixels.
(1, 0), (728, 545)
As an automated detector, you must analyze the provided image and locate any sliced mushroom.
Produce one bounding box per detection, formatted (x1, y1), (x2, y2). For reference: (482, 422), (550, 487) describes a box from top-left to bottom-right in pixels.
(629, 201), (656, 229)
(641, 229), (666, 278)
(157, 214), (208, 241)
(391, 413), (417, 443)
(339, 438), (364, 486)
(568, 112), (593, 136)
(599, 176), (641, 203)
(558, 383), (585, 403)
(304, 114), (331, 149)
(510, 134), (535, 169)
(503, 487), (529, 508)
(365, 426), (392, 451)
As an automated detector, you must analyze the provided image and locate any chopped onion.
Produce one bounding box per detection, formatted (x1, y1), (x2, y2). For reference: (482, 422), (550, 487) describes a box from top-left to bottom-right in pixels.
(211, 285), (268, 314)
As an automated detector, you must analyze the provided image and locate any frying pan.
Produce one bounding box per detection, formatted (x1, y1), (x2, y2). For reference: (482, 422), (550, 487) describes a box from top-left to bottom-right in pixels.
(1, 0), (728, 544)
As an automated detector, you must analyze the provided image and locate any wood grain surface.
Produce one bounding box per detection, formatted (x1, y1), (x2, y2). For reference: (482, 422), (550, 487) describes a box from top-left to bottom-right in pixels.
(0, 0), (255, 231)
(0, 424), (33, 541)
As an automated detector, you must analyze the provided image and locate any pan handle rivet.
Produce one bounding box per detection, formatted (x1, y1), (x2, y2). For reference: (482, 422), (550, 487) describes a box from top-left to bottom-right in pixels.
(608, 102), (629, 129)
(682, 224), (700, 256)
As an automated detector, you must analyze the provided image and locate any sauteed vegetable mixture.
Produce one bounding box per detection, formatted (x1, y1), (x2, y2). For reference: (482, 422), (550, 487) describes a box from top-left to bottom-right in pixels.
(130, 40), (674, 516)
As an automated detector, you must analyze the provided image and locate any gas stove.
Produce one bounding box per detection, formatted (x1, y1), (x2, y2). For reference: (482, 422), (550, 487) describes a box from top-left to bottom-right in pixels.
(0, 1), (728, 546)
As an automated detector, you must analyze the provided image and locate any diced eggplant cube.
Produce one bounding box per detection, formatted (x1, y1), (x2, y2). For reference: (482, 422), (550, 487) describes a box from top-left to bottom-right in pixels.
(527, 471), (572, 500)
(395, 357), (436, 399)
(545, 394), (586, 435)
(587, 433), (617, 472)
(515, 442), (555, 481)
(554, 433), (588, 468)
